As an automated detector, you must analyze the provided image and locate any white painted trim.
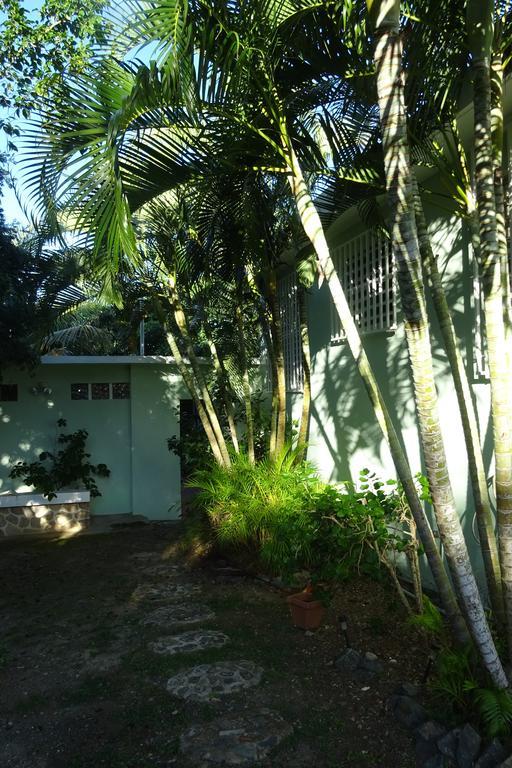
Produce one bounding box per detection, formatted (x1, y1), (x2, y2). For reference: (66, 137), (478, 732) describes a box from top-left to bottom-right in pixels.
(40, 355), (177, 366)
(0, 491), (90, 508)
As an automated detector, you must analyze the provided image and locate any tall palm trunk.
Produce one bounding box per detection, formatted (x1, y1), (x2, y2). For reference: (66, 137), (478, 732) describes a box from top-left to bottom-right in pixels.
(164, 327), (225, 467)
(296, 281), (311, 455)
(279, 127), (468, 647)
(490, 35), (512, 384)
(203, 319), (240, 454)
(267, 270), (287, 456)
(413, 181), (504, 624)
(369, 0), (507, 687)
(235, 282), (255, 463)
(257, 302), (280, 455)
(167, 282), (231, 468)
(468, 0), (512, 660)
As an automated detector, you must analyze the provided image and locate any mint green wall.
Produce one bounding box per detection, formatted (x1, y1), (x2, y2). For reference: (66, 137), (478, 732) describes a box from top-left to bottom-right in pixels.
(130, 365), (183, 519)
(303, 194), (493, 588)
(0, 359), (185, 520)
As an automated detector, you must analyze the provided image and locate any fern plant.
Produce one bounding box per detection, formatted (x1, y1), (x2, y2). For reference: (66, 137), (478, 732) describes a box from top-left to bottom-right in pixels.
(467, 685), (512, 737)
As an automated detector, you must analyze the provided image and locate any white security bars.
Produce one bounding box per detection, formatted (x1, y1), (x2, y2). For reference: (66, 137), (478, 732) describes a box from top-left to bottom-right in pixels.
(330, 230), (396, 342)
(278, 273), (304, 393)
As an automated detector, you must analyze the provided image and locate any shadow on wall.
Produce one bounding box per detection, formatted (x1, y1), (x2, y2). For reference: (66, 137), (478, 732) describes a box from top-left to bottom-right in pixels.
(308, 209), (491, 584)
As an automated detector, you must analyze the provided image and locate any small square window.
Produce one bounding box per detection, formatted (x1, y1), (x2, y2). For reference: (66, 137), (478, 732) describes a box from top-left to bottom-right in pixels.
(91, 383), (110, 400)
(71, 383), (89, 400)
(112, 382), (130, 400)
(0, 384), (18, 402)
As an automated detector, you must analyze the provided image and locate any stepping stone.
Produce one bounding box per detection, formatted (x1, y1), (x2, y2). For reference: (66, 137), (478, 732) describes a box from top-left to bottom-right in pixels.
(166, 661), (263, 701)
(129, 551), (161, 562)
(142, 564), (181, 578)
(142, 604), (215, 627)
(149, 630), (229, 655)
(180, 709), (292, 764)
(132, 583), (201, 602)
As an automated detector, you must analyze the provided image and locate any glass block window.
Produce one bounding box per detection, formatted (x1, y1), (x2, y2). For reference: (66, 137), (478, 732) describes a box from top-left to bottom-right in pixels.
(0, 384), (18, 401)
(278, 274), (303, 392)
(71, 383), (89, 400)
(330, 230), (396, 342)
(112, 382), (130, 400)
(91, 383), (110, 400)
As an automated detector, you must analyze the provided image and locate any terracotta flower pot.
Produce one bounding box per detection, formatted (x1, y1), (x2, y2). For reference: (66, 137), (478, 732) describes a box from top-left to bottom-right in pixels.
(286, 590), (326, 630)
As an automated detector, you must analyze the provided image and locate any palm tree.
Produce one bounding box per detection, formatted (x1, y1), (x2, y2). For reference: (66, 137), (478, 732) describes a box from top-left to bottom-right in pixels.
(367, 0), (507, 686)
(26, 0), (468, 644)
(467, 0), (512, 657)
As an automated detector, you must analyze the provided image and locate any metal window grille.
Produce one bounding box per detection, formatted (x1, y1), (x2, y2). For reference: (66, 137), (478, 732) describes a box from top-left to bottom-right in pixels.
(70, 382), (131, 400)
(330, 230), (396, 343)
(278, 273), (304, 392)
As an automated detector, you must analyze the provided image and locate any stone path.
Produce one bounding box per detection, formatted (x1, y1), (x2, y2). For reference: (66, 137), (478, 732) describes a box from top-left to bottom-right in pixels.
(166, 660), (263, 702)
(142, 603), (215, 627)
(139, 569), (293, 765)
(180, 710), (293, 765)
(132, 582), (202, 602)
(149, 629), (229, 655)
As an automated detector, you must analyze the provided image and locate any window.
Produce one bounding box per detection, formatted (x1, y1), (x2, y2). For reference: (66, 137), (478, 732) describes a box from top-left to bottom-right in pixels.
(278, 273), (303, 392)
(70, 382), (131, 400)
(0, 384), (17, 402)
(112, 382), (130, 400)
(330, 230), (396, 343)
(91, 383), (110, 400)
(71, 383), (89, 400)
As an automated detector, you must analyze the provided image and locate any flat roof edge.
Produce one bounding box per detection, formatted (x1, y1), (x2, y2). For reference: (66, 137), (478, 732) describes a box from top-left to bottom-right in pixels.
(40, 355), (177, 365)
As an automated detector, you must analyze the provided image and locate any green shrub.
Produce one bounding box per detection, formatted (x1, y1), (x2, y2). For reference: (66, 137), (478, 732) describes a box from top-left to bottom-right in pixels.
(190, 451), (416, 585)
(9, 418), (110, 499)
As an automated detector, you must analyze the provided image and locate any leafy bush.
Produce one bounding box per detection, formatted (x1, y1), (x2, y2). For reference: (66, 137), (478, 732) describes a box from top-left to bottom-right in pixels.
(9, 419), (110, 499)
(190, 452), (418, 588)
(412, 599), (512, 736)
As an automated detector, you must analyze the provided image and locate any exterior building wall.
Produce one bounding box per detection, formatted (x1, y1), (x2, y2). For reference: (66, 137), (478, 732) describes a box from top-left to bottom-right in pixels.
(299, 189), (494, 585)
(0, 357), (186, 521)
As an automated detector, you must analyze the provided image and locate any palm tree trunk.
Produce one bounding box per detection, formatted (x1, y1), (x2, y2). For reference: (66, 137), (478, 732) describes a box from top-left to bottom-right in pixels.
(164, 327), (225, 467)
(167, 283), (231, 468)
(469, 5), (512, 660)
(235, 285), (255, 463)
(369, 0), (507, 687)
(257, 303), (279, 455)
(413, 180), (504, 624)
(280, 129), (468, 648)
(296, 281), (311, 456)
(267, 270), (287, 455)
(203, 320), (240, 454)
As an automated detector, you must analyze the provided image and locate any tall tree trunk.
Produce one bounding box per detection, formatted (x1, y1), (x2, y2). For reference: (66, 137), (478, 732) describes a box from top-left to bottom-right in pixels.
(369, 0), (507, 687)
(203, 319), (240, 454)
(280, 127), (469, 648)
(469, 0), (512, 662)
(167, 282), (231, 468)
(235, 283), (255, 463)
(413, 180), (504, 624)
(267, 271), (287, 456)
(296, 281), (311, 456)
(257, 302), (279, 455)
(164, 327), (225, 467)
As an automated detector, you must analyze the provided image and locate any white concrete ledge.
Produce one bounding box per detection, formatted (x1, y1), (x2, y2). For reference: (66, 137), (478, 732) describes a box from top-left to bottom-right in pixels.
(0, 491), (91, 508)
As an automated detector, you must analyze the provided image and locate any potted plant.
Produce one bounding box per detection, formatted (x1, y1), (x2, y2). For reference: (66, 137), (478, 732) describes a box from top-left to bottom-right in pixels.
(287, 584), (326, 630)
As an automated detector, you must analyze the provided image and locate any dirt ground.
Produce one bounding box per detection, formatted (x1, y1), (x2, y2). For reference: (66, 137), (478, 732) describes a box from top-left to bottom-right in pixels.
(0, 523), (426, 767)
